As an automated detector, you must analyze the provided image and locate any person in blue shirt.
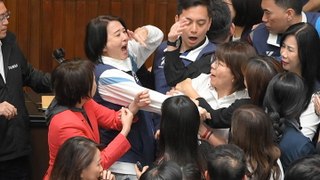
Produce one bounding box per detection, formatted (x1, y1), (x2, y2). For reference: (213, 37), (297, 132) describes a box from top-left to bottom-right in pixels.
(152, 0), (215, 94)
(249, 0), (320, 58)
(264, 72), (316, 171)
(284, 154), (320, 180)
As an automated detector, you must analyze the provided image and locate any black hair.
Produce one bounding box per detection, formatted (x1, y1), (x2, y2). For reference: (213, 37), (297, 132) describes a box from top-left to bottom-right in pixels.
(140, 161), (183, 180)
(207, 144), (246, 180)
(159, 95), (204, 170)
(263, 72), (307, 142)
(274, 0), (302, 15)
(207, 0), (232, 43)
(280, 22), (320, 104)
(50, 136), (99, 180)
(177, 0), (213, 19)
(52, 59), (95, 107)
(84, 15), (127, 63)
(232, 0), (263, 38)
(285, 154), (320, 180)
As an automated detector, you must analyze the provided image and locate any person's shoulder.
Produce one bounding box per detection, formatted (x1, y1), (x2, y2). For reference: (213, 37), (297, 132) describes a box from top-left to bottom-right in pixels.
(251, 23), (267, 33)
(48, 110), (79, 129)
(205, 40), (216, 49)
(156, 41), (167, 52)
(197, 38), (216, 56)
(249, 23), (269, 43)
(234, 98), (252, 106)
(281, 126), (310, 145)
(305, 11), (320, 19)
(84, 99), (99, 107)
(2, 31), (16, 43)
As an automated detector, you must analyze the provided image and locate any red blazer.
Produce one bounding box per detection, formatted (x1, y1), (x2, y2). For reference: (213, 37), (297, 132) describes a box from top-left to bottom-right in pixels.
(44, 99), (130, 179)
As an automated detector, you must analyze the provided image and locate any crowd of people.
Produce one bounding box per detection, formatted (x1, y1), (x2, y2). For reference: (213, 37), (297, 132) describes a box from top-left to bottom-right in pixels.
(1, 0), (320, 179)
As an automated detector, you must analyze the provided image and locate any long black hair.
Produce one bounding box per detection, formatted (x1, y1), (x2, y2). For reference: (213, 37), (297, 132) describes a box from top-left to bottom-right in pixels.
(159, 95), (204, 170)
(280, 22), (320, 105)
(263, 72), (307, 142)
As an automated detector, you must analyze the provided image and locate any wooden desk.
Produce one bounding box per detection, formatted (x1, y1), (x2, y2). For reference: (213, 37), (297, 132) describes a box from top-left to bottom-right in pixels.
(25, 91), (49, 180)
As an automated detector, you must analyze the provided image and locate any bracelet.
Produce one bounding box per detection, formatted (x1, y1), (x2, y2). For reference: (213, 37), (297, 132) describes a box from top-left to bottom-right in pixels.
(200, 129), (210, 139)
(206, 131), (213, 140)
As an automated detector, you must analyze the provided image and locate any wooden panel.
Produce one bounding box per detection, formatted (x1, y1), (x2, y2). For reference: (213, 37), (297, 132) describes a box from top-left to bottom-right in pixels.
(16, 0), (30, 60)
(121, 0), (133, 29)
(133, 0), (144, 28)
(64, 0), (76, 60)
(52, 0), (64, 68)
(74, 0), (86, 59)
(98, 0), (110, 15)
(29, 0), (41, 68)
(111, 0), (121, 17)
(41, 0), (53, 72)
(3, 0), (17, 33)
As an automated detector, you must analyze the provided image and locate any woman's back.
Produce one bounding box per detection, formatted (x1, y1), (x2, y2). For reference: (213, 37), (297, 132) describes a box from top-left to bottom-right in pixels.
(231, 105), (283, 180)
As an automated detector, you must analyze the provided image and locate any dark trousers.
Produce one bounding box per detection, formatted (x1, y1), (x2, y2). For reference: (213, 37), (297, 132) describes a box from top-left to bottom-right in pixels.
(0, 155), (31, 180)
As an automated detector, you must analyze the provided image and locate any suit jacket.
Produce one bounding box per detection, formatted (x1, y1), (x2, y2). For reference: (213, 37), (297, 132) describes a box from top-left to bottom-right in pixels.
(0, 31), (51, 161)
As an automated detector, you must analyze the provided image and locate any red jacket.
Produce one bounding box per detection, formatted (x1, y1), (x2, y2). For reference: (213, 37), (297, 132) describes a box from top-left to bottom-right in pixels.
(44, 99), (130, 179)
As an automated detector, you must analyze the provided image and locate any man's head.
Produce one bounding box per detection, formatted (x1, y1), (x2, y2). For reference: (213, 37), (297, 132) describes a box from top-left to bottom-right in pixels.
(261, 0), (303, 34)
(176, 0), (212, 50)
(206, 144), (247, 180)
(0, 0), (9, 39)
(207, 0), (233, 43)
(285, 155), (320, 180)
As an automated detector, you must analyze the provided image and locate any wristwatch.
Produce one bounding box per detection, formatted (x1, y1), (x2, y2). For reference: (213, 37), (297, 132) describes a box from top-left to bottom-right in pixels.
(167, 38), (180, 47)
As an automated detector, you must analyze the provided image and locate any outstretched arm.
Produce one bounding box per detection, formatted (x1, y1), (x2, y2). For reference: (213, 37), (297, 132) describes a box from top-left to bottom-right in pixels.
(175, 78), (200, 99)
(98, 69), (168, 114)
(127, 90), (151, 115)
(198, 98), (252, 128)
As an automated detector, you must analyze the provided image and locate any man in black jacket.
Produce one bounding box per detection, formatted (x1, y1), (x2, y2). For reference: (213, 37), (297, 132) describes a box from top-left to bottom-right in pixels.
(0, 1), (52, 179)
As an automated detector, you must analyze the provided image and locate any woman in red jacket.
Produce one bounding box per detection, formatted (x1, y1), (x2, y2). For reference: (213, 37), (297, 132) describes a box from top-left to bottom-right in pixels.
(44, 59), (150, 179)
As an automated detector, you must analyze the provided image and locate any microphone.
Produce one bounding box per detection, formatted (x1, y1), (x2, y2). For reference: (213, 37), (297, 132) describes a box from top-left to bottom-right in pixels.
(52, 48), (65, 64)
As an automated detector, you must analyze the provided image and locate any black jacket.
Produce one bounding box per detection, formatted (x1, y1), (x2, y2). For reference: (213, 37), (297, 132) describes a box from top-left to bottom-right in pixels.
(0, 31), (51, 161)
(197, 97), (252, 128)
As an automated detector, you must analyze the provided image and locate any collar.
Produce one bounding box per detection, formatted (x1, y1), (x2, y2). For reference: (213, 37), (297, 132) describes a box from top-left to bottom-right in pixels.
(286, 119), (302, 131)
(179, 37), (209, 62)
(183, 37), (207, 52)
(101, 55), (132, 72)
(267, 12), (307, 47)
(211, 88), (248, 101)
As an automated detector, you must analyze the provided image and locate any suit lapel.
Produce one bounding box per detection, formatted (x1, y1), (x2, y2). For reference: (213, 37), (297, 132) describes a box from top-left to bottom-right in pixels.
(1, 37), (12, 79)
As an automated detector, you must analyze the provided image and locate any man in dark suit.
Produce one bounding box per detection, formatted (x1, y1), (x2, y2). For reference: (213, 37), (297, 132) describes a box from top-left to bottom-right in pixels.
(0, 0), (52, 179)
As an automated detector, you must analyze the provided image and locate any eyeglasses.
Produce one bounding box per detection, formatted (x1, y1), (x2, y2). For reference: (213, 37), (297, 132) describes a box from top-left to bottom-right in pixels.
(0, 11), (10, 23)
(211, 58), (226, 69)
(211, 60), (220, 69)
